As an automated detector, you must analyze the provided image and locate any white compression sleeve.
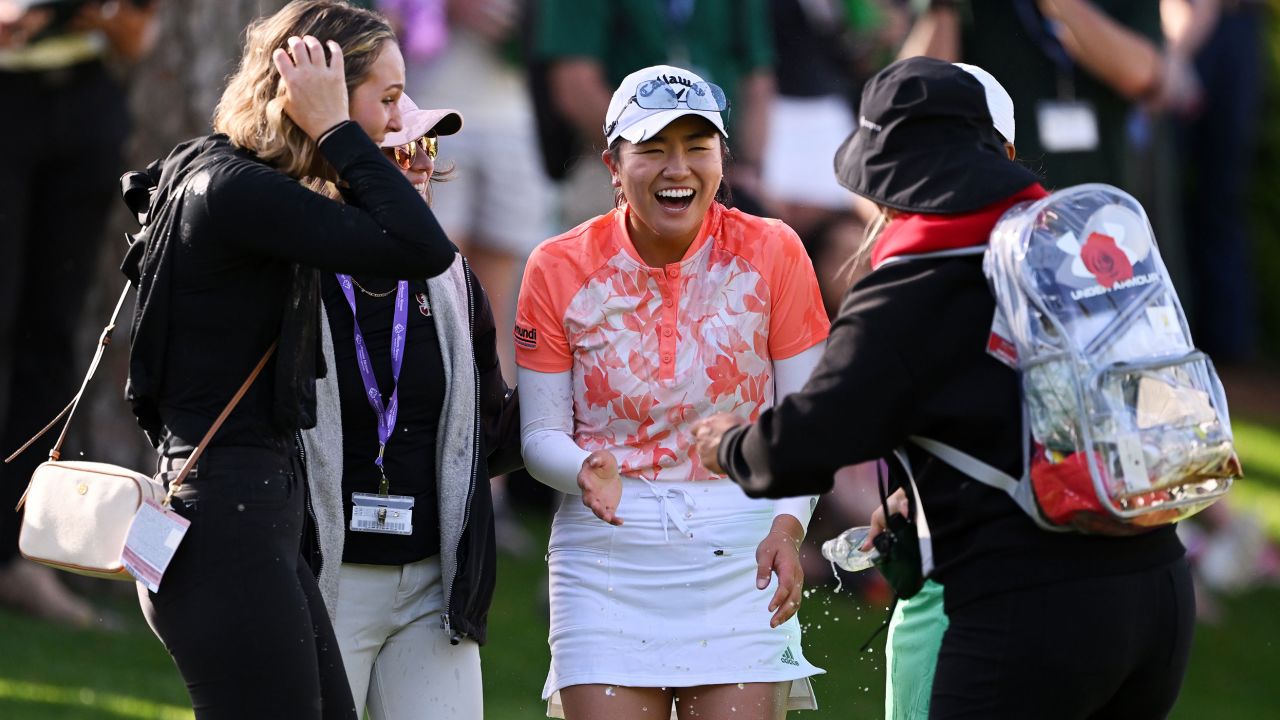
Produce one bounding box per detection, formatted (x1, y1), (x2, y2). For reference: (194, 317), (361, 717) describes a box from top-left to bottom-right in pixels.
(518, 367), (591, 495)
(769, 343), (827, 533)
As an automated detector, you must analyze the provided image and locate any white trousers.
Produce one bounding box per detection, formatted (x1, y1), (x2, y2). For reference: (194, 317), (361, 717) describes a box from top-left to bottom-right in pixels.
(334, 555), (483, 719)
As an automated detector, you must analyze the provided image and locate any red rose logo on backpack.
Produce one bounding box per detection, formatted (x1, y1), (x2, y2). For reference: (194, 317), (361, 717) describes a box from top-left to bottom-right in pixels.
(1079, 232), (1133, 288)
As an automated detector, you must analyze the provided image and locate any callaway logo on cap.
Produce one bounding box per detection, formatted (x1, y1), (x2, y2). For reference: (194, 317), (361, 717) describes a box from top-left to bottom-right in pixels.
(603, 64), (729, 146)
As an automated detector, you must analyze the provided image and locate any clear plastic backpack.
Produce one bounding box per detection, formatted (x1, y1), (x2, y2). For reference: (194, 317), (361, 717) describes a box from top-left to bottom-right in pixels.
(911, 184), (1240, 535)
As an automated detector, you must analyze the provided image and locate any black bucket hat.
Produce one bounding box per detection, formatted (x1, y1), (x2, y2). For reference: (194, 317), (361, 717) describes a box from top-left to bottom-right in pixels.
(834, 56), (1039, 214)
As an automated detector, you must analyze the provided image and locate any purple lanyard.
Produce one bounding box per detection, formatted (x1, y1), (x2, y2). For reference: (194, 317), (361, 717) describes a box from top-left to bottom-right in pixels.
(335, 274), (409, 495)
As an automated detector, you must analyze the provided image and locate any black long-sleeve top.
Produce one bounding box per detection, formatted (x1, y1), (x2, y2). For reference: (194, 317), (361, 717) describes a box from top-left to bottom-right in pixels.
(127, 122), (456, 450)
(323, 276), (444, 564)
(719, 255), (1183, 612)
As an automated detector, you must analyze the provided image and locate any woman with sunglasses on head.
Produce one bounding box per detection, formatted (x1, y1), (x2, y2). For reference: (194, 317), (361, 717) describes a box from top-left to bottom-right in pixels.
(122, 2), (458, 718)
(300, 94), (520, 720)
(516, 64), (827, 720)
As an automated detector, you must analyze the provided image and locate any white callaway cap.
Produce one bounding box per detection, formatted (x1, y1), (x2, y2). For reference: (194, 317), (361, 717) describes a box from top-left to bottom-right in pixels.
(953, 62), (1016, 144)
(604, 64), (728, 146)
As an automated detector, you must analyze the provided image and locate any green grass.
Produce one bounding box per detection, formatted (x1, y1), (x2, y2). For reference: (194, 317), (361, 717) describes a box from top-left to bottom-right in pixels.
(2, 416), (1279, 718)
(0, 587), (190, 719)
(1230, 418), (1280, 536)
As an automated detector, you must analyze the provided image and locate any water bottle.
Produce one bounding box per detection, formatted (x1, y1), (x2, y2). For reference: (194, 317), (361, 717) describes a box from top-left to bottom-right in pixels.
(821, 525), (880, 573)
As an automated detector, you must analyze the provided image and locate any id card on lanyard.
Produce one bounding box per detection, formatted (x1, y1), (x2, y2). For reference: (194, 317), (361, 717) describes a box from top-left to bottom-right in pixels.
(335, 273), (416, 535)
(1015, 0), (1100, 153)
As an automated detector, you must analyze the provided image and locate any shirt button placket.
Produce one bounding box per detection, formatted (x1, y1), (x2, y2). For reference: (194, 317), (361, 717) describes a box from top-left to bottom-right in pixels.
(659, 264), (682, 381)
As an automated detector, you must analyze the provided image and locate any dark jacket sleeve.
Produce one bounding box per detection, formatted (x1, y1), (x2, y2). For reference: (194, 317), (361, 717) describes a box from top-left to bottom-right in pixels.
(210, 122), (456, 278)
(720, 272), (920, 498)
(721, 259), (1017, 499)
(470, 267), (523, 477)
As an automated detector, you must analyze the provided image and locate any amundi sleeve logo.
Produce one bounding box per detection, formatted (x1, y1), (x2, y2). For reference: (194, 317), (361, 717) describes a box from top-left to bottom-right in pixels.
(514, 324), (538, 350)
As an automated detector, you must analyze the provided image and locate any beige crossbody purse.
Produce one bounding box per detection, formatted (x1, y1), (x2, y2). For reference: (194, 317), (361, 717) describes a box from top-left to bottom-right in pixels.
(6, 283), (276, 580)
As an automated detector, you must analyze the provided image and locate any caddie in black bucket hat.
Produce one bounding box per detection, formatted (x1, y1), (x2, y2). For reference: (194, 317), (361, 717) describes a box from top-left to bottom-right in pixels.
(696, 49), (1194, 720)
(834, 56), (1039, 214)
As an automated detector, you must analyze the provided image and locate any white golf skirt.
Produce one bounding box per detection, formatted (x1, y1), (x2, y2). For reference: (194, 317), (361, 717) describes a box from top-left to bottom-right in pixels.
(543, 478), (823, 716)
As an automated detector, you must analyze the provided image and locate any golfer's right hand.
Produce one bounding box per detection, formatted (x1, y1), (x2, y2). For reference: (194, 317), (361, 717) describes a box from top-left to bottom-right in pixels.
(273, 35), (349, 141)
(578, 451), (623, 526)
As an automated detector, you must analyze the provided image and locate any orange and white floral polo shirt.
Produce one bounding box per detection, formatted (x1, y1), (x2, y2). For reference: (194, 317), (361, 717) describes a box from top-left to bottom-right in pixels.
(515, 202), (828, 482)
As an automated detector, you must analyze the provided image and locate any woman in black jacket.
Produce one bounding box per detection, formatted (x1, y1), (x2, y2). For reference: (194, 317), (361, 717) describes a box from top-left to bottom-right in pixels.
(692, 57), (1194, 719)
(124, 3), (455, 718)
(300, 95), (520, 720)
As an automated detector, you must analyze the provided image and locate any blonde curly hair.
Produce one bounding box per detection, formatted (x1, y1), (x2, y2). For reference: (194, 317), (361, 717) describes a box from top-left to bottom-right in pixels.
(213, 0), (396, 179)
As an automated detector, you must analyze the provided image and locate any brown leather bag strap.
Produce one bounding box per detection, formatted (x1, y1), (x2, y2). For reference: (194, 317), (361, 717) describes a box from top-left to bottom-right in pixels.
(162, 341), (278, 506)
(5, 281), (279, 509)
(5, 281), (133, 466)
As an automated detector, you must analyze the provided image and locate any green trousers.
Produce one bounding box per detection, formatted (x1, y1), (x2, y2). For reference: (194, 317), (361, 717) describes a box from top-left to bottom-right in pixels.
(884, 579), (948, 720)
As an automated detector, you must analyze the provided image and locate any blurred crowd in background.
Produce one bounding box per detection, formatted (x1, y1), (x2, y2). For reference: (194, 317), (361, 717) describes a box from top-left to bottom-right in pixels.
(1, 0), (1277, 633)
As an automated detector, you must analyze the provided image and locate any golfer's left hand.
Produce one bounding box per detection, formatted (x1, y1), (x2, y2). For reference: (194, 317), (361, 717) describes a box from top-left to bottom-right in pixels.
(756, 514), (805, 628)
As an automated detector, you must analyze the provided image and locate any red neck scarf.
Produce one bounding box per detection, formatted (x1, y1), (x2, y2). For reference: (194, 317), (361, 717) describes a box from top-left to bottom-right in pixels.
(872, 183), (1049, 268)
